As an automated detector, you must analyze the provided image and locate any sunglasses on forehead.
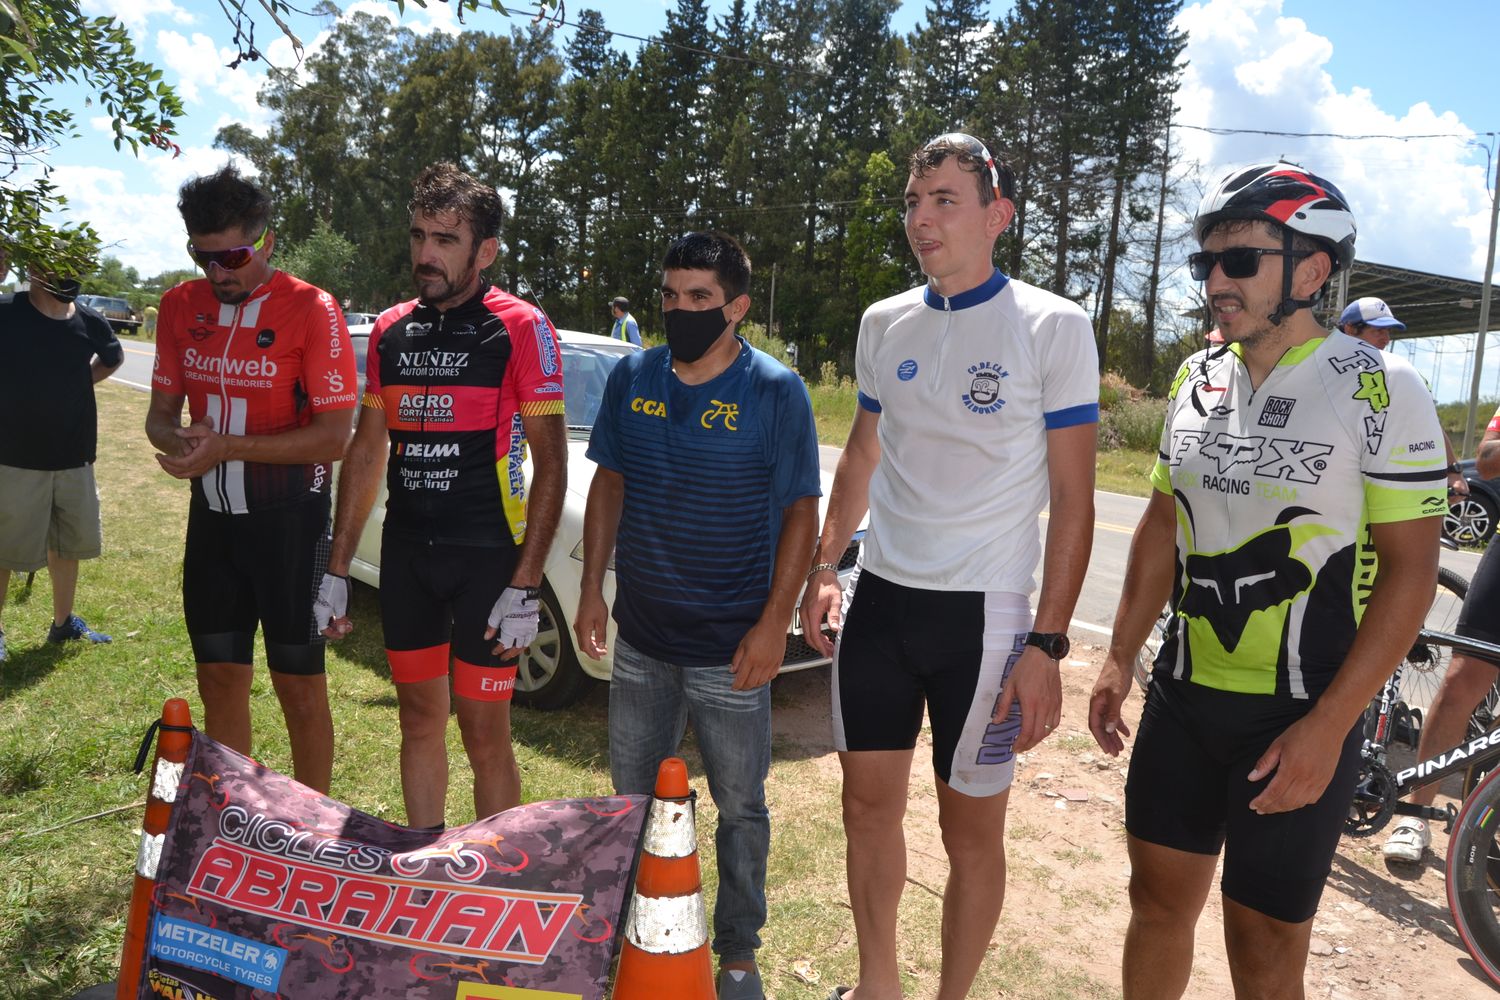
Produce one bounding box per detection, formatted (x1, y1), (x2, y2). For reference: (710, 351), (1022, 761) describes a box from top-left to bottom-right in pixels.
(1187, 246), (1313, 282)
(186, 228), (268, 272)
(926, 132), (1004, 201)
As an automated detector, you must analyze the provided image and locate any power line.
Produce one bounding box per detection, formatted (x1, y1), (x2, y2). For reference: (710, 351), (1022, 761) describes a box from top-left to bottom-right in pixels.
(1174, 122), (1496, 141)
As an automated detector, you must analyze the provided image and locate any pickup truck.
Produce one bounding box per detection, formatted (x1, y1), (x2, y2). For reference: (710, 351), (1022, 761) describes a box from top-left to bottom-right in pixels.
(77, 294), (141, 335)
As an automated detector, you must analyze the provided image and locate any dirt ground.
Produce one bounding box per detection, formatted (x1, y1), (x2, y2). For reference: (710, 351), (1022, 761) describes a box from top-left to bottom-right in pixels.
(768, 640), (1498, 999)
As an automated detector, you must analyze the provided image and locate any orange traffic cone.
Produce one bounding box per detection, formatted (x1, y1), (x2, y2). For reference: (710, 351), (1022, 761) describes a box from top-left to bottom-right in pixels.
(118, 698), (195, 999)
(612, 757), (716, 999)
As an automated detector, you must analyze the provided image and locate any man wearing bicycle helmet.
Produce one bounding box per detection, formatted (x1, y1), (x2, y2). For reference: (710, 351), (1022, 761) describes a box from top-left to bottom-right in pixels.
(1089, 161), (1447, 998)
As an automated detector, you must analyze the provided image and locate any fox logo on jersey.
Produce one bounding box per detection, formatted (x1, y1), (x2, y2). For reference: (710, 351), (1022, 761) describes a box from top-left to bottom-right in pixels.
(1202, 433), (1263, 474)
(1178, 506), (1315, 653)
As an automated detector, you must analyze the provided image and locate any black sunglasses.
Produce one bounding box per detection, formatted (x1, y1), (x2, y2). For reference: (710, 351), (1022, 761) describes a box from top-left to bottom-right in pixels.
(1188, 246), (1312, 281)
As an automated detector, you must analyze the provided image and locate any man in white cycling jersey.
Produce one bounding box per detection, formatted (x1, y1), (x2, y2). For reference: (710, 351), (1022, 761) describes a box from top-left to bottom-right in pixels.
(1089, 161), (1447, 999)
(800, 131), (1099, 1000)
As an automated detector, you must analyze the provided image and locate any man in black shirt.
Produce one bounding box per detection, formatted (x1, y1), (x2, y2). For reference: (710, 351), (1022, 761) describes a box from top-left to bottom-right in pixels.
(0, 261), (123, 663)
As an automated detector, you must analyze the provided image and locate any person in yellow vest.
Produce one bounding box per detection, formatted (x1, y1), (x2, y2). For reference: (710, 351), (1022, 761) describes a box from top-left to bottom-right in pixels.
(143, 304), (158, 337)
(609, 296), (641, 346)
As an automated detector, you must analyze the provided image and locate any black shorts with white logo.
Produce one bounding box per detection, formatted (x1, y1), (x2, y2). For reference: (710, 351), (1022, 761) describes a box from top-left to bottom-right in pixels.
(183, 494), (331, 675)
(833, 568), (1031, 797)
(1125, 673), (1363, 923)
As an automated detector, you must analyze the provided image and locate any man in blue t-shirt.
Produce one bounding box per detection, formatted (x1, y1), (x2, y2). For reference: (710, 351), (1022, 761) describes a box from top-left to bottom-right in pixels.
(576, 232), (820, 1000)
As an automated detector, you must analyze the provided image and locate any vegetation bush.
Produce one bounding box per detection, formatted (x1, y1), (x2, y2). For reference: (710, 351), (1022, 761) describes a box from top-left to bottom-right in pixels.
(1098, 371), (1165, 452)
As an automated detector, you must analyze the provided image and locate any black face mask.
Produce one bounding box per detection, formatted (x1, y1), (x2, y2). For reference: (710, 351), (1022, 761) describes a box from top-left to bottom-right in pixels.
(663, 305), (730, 363)
(37, 275), (81, 304)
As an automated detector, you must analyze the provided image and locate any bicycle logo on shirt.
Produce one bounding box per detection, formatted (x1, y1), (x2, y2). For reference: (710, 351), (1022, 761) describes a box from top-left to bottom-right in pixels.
(701, 400), (739, 431)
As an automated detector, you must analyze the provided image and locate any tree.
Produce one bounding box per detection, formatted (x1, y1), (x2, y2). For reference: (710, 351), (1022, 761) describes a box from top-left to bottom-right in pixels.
(906, 0), (990, 126)
(1, 0), (182, 278)
(277, 219), (358, 304)
(1089, 0), (1185, 365)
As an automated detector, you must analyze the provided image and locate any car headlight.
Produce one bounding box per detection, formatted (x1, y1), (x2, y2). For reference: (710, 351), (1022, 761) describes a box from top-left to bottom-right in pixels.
(569, 540), (615, 571)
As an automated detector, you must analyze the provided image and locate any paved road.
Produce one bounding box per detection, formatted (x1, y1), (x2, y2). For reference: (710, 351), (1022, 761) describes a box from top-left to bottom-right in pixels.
(110, 338), (155, 390)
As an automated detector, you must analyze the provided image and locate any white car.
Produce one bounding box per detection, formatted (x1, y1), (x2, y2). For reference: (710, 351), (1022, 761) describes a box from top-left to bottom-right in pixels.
(342, 327), (863, 709)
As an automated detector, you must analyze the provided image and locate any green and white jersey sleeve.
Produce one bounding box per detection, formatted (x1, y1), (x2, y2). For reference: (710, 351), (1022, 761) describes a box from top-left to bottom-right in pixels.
(1152, 332), (1446, 699)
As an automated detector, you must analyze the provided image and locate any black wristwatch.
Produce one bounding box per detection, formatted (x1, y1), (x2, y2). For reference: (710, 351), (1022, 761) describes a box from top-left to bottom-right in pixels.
(1024, 631), (1070, 660)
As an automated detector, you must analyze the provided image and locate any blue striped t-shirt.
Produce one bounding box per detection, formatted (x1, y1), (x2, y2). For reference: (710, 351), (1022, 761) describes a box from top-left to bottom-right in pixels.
(587, 338), (821, 666)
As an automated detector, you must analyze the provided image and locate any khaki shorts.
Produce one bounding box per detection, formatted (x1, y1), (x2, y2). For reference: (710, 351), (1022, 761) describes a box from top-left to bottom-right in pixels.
(0, 463), (103, 571)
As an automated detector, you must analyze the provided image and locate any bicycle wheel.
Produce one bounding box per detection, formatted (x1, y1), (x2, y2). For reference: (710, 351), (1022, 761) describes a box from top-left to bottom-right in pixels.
(1447, 763), (1500, 987)
(1396, 567), (1469, 724)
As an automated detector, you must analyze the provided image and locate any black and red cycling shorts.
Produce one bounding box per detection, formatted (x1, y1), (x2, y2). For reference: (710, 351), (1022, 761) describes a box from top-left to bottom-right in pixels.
(378, 532), (519, 701)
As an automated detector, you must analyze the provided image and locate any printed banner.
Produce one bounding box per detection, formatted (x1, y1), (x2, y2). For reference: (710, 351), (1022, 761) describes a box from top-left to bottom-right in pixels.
(136, 734), (648, 1000)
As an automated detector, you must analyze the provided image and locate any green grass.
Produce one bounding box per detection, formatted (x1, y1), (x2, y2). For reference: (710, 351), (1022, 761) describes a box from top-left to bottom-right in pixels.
(1095, 447), (1155, 498)
(0, 383), (1121, 999)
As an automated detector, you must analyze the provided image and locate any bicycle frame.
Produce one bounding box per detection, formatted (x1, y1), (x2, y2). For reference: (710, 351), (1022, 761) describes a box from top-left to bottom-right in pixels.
(1378, 629), (1500, 814)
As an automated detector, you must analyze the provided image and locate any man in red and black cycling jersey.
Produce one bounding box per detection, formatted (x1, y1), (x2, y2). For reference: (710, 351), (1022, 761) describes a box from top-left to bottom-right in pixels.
(146, 166), (358, 793)
(323, 163), (567, 828)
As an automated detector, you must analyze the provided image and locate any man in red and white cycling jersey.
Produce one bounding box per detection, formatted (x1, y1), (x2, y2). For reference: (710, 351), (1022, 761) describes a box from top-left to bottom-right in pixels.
(323, 163), (567, 828)
(146, 166), (357, 793)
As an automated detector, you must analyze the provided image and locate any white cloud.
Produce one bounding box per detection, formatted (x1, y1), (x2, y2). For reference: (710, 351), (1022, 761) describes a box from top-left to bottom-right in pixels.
(82, 0), (194, 37)
(1176, 0), (1490, 281)
(45, 145), (257, 278)
(154, 29), (272, 132)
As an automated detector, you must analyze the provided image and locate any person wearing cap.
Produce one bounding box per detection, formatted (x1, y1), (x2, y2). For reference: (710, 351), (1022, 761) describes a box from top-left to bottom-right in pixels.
(609, 296), (641, 346)
(800, 132), (1099, 1000)
(1339, 296), (1467, 498)
(1088, 161), (1446, 998)
(1337, 295), (1402, 351)
(0, 252), (123, 664)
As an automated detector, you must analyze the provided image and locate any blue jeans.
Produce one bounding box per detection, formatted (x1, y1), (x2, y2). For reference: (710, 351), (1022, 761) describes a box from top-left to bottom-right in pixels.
(609, 635), (771, 963)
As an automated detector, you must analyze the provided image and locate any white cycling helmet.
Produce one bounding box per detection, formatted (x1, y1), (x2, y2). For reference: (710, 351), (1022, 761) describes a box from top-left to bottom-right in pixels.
(1195, 161), (1357, 324)
(1195, 161), (1357, 273)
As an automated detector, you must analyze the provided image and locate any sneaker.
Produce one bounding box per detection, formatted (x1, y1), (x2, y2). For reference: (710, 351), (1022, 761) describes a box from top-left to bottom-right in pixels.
(1382, 817), (1431, 863)
(718, 967), (764, 1000)
(47, 615), (111, 645)
(827, 989), (852, 1000)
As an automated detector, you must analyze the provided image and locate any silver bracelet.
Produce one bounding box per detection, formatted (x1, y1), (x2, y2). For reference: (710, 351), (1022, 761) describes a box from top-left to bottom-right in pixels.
(807, 562), (840, 580)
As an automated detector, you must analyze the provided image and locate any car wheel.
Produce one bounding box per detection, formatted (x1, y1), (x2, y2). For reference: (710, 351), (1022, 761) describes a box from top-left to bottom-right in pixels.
(513, 580), (590, 710)
(1445, 489), (1498, 547)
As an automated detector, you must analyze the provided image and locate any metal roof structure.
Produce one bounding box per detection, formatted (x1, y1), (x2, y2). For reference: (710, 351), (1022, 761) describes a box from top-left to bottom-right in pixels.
(1325, 260), (1496, 340)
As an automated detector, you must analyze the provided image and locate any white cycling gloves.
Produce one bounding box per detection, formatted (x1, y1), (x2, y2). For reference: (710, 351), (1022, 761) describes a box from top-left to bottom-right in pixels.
(488, 585), (540, 650)
(313, 573), (350, 633)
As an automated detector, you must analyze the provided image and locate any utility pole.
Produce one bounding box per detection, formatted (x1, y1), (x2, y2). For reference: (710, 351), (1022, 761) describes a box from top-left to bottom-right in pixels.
(1462, 148), (1500, 458)
(767, 262), (777, 343)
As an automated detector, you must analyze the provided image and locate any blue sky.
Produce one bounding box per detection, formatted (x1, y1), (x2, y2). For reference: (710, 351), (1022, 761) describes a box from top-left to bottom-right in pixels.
(47, 1), (1500, 400)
